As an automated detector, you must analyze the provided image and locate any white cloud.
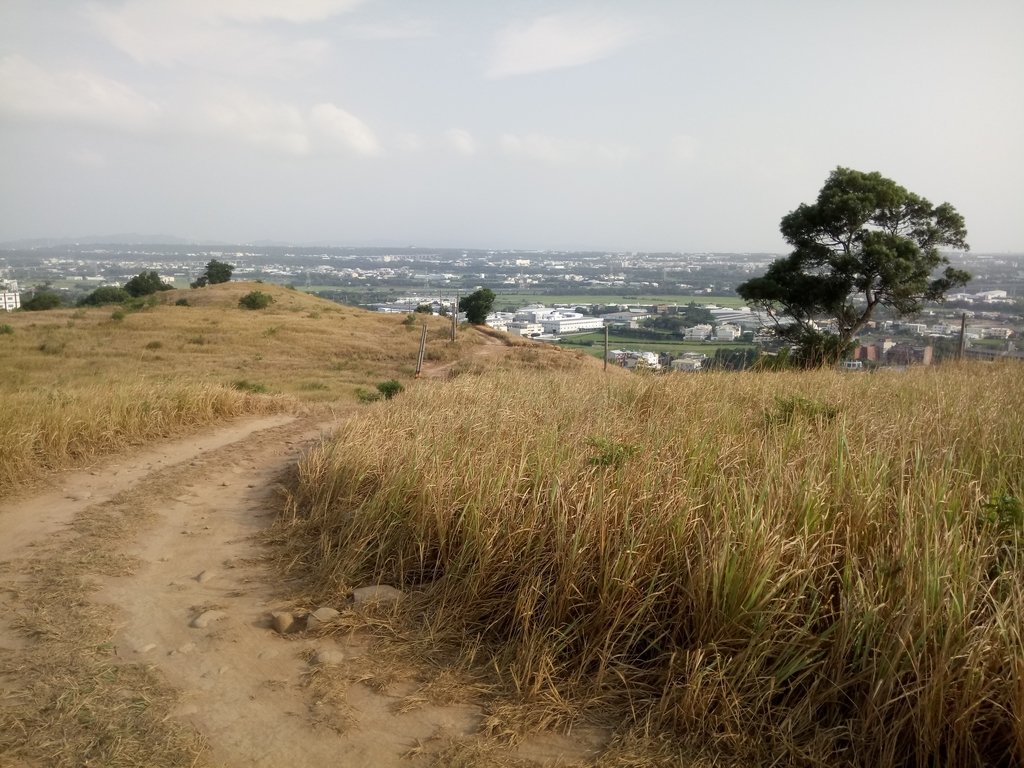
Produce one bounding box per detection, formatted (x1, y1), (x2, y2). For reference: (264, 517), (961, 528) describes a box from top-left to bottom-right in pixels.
(0, 54), (160, 129)
(188, 0), (365, 24)
(310, 103), (382, 156)
(444, 128), (478, 156)
(69, 149), (107, 169)
(668, 134), (699, 164)
(499, 132), (635, 166)
(188, 91), (310, 155)
(340, 20), (434, 40)
(396, 132), (424, 152)
(87, 0), (361, 72)
(488, 13), (642, 78)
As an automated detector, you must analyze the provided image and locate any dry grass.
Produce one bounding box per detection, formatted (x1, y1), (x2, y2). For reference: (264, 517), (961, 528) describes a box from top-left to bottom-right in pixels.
(285, 363), (1024, 766)
(0, 281), (458, 399)
(0, 282), (484, 495)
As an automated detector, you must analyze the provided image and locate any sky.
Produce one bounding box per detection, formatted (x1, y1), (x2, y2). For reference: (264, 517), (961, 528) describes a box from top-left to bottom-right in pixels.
(1, 0), (1022, 253)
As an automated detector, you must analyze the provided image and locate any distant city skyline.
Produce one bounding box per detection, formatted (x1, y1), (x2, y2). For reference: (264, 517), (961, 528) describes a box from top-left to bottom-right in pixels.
(2, 1), (1022, 253)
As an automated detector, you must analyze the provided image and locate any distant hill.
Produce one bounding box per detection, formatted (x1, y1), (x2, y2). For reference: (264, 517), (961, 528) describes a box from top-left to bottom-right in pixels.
(0, 234), (222, 249)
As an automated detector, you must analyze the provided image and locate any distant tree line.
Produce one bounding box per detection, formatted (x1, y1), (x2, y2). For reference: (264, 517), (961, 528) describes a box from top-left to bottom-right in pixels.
(20, 259), (235, 311)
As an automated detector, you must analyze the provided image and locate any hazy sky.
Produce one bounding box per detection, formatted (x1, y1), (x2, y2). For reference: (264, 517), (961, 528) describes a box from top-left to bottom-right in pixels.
(1, 1), (1022, 252)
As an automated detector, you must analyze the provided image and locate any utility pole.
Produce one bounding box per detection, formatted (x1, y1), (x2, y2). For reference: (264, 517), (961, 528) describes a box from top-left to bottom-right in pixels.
(957, 313), (967, 360)
(604, 324), (609, 372)
(451, 292), (459, 342)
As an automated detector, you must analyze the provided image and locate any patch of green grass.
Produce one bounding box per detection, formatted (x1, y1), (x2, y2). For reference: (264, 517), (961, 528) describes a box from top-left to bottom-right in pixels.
(231, 379), (269, 394)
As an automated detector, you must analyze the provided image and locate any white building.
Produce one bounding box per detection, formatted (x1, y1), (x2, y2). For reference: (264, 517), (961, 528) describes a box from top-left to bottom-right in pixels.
(684, 324), (713, 340)
(609, 349), (661, 370)
(983, 327), (1013, 339)
(976, 290), (1008, 301)
(514, 307), (604, 335)
(707, 305), (760, 328)
(1, 281), (19, 311)
(714, 323), (741, 341)
(507, 321), (544, 337)
(671, 358), (703, 372)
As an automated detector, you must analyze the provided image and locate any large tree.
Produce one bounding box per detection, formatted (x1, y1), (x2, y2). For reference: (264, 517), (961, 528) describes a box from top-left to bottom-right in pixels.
(124, 270), (172, 297)
(190, 259), (234, 288)
(458, 287), (496, 325)
(737, 167), (970, 365)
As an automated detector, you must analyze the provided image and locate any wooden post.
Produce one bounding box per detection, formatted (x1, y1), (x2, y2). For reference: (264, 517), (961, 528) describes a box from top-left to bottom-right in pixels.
(415, 323), (427, 378)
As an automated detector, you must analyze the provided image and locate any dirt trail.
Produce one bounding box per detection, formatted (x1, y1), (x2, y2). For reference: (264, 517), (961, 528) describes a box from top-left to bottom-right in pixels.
(0, 410), (601, 767)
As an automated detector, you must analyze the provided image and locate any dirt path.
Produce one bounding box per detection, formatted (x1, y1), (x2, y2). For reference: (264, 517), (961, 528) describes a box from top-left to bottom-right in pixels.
(0, 412), (602, 767)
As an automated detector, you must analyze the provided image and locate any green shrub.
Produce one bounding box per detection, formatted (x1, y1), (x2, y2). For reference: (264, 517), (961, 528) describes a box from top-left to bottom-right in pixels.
(764, 394), (839, 427)
(231, 379), (268, 394)
(239, 291), (274, 310)
(22, 292), (62, 311)
(356, 388), (382, 403)
(376, 380), (404, 400)
(587, 436), (639, 468)
(110, 310), (126, 321)
(145, 340), (163, 350)
(78, 286), (130, 306)
(175, 298), (190, 307)
(0, 324), (13, 335)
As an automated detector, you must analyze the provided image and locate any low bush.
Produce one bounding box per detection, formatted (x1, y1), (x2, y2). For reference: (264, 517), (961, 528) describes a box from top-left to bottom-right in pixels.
(375, 379), (403, 400)
(0, 324), (13, 335)
(231, 379), (269, 394)
(355, 388), (381, 403)
(239, 291), (274, 310)
(78, 286), (130, 306)
(22, 292), (62, 311)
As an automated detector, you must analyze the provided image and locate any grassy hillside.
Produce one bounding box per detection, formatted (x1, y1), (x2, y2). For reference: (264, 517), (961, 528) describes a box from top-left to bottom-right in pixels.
(0, 282), (490, 493)
(286, 363), (1024, 766)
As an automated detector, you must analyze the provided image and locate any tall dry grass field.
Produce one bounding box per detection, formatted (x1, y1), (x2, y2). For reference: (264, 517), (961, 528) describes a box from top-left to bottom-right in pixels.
(288, 364), (1024, 766)
(0, 282), (464, 493)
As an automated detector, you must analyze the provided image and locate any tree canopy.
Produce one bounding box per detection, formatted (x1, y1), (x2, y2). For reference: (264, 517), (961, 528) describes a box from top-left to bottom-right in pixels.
(190, 259), (234, 288)
(459, 288), (496, 325)
(78, 286), (130, 306)
(124, 270), (172, 297)
(22, 291), (62, 311)
(737, 167), (969, 365)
